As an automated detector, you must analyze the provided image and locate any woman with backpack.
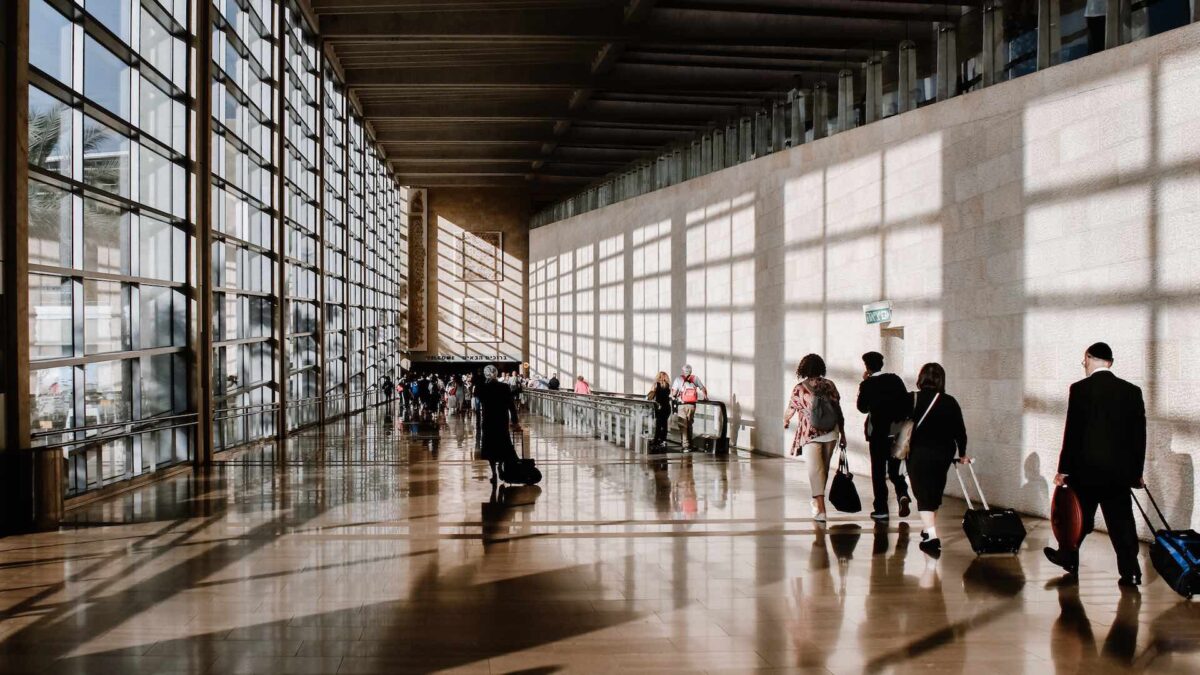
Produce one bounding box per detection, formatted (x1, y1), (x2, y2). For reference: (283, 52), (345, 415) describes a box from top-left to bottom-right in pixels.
(784, 354), (847, 523)
(904, 362), (971, 558)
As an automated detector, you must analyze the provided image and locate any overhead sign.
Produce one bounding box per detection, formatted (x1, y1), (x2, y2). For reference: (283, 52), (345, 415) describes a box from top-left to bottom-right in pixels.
(419, 355), (514, 363)
(864, 301), (893, 325)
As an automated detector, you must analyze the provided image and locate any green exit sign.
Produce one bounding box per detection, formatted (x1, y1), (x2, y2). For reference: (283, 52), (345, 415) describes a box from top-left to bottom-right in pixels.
(864, 302), (892, 325)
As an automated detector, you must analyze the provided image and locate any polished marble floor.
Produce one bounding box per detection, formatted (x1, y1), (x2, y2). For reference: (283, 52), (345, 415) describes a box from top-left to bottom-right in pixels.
(1, 408), (1198, 674)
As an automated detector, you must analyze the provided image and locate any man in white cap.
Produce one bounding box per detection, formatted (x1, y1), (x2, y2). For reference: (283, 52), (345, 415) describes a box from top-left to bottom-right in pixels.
(671, 364), (708, 451)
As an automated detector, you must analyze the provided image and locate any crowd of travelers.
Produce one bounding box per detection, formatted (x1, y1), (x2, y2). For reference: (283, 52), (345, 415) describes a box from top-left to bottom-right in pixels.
(379, 339), (1148, 587)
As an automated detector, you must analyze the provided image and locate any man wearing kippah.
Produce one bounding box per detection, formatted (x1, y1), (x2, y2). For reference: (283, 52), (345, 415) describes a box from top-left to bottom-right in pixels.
(1045, 342), (1147, 587)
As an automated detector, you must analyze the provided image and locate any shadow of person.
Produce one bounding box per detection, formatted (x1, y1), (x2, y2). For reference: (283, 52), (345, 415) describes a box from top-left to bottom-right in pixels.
(481, 482), (543, 546)
(1050, 579), (1141, 670)
(727, 392), (743, 448)
(1152, 423), (1193, 530)
(1147, 601), (1200, 667)
(1019, 452), (1049, 515)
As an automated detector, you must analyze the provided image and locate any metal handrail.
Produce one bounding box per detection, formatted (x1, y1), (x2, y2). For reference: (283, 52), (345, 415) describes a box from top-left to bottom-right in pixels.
(30, 414), (199, 451)
(524, 389), (658, 453)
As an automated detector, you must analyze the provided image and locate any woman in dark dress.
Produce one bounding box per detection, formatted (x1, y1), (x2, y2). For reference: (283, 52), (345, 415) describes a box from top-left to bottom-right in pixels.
(906, 362), (972, 557)
(476, 365), (521, 482)
(648, 371), (672, 448)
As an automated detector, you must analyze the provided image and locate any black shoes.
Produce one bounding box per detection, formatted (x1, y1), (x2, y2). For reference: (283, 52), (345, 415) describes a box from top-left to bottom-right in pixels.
(1044, 547), (1079, 576)
(1118, 574), (1142, 588)
(898, 496), (912, 518)
(918, 538), (942, 558)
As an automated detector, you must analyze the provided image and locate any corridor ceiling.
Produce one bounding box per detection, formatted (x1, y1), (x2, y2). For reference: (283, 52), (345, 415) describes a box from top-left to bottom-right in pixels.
(311, 0), (967, 208)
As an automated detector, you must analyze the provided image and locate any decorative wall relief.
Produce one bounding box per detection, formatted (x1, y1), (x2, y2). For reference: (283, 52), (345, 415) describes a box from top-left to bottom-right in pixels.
(406, 188), (428, 351)
(461, 230), (503, 281)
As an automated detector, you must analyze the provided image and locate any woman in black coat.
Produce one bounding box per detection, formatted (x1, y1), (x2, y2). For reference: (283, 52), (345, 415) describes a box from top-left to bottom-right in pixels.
(905, 362), (971, 557)
(648, 371), (672, 448)
(476, 365), (521, 482)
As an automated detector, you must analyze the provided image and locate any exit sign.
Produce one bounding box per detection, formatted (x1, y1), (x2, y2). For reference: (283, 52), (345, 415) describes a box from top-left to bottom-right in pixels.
(864, 301), (892, 325)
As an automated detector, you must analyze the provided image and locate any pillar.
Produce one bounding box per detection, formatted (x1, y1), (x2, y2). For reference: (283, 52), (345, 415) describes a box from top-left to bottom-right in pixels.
(787, 88), (807, 146)
(983, 1), (1004, 87)
(770, 100), (785, 151)
(812, 83), (830, 140)
(1037, 0), (1056, 69)
(936, 22), (958, 101)
(898, 40), (918, 114)
(837, 69), (855, 133)
(863, 56), (883, 124)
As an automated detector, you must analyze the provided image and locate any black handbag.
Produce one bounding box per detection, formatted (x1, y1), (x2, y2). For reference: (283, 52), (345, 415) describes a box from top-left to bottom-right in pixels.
(827, 449), (862, 513)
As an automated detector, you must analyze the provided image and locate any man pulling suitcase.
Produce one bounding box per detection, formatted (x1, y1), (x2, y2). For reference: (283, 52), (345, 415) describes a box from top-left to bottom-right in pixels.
(1044, 342), (1146, 587)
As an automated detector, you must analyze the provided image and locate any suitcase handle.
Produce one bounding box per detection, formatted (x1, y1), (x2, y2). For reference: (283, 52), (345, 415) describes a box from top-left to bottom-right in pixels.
(952, 461), (990, 511)
(1131, 485), (1169, 531)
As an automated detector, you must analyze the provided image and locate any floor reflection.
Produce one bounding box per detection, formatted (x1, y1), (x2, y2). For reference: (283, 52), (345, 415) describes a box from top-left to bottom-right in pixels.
(0, 407), (1197, 673)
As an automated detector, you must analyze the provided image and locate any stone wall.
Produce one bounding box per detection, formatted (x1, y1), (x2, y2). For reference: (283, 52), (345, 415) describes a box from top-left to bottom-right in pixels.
(423, 187), (529, 363)
(529, 24), (1200, 531)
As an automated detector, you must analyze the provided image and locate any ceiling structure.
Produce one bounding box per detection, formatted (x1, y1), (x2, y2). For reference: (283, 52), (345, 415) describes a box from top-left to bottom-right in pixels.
(310, 0), (970, 209)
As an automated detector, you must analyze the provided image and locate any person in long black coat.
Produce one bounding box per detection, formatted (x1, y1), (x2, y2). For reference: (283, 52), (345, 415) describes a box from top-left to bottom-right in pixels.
(1045, 341), (1146, 586)
(905, 362), (971, 558)
(477, 365), (521, 482)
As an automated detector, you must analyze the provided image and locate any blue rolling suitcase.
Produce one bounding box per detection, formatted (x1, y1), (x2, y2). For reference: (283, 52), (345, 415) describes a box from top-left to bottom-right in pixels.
(1133, 487), (1200, 599)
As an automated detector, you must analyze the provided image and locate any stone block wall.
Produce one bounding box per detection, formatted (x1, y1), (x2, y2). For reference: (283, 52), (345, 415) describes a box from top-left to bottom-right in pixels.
(529, 24), (1200, 531)
(423, 187), (529, 363)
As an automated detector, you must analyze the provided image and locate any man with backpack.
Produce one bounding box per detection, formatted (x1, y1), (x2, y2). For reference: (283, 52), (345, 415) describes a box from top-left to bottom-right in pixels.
(672, 364), (708, 451)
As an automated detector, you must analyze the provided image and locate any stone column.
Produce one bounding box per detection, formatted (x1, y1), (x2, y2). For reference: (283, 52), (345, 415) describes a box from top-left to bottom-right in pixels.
(863, 57), (883, 124)
(787, 88), (807, 146)
(983, 1), (1004, 87)
(936, 22), (958, 101)
(812, 83), (830, 140)
(837, 69), (855, 133)
(898, 40), (918, 114)
(771, 99), (785, 150)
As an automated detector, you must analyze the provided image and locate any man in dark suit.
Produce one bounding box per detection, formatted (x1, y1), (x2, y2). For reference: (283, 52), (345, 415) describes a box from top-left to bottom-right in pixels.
(857, 352), (912, 521)
(1045, 342), (1146, 587)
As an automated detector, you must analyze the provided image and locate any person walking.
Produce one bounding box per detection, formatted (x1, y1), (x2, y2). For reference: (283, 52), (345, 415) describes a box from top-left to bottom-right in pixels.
(1044, 342), (1146, 587)
(476, 365), (522, 483)
(574, 375), (592, 395)
(905, 362), (971, 558)
(648, 371), (673, 449)
(548, 373), (561, 391)
(784, 354), (847, 523)
(857, 351), (912, 521)
(454, 374), (467, 413)
(672, 365), (708, 451)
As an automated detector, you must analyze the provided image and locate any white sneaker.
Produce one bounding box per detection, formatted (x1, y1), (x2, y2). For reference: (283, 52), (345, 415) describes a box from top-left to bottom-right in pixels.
(811, 503), (827, 523)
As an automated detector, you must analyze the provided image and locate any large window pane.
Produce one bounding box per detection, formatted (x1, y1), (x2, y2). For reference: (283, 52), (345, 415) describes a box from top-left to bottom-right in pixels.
(84, 279), (130, 354)
(30, 0), (72, 85)
(87, 0), (132, 42)
(84, 36), (131, 120)
(140, 145), (175, 215)
(30, 367), (74, 431)
(140, 215), (174, 281)
(29, 275), (73, 360)
(140, 285), (180, 348)
(82, 116), (131, 197)
(142, 353), (177, 417)
(29, 87), (71, 176)
(83, 198), (129, 274)
(28, 181), (72, 268)
(84, 360), (132, 427)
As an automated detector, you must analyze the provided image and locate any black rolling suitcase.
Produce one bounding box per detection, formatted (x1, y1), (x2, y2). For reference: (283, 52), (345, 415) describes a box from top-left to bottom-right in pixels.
(955, 462), (1026, 555)
(1133, 487), (1200, 599)
(500, 428), (542, 486)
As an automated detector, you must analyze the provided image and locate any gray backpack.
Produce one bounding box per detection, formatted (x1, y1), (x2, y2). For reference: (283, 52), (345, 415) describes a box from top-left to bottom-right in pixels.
(808, 382), (840, 432)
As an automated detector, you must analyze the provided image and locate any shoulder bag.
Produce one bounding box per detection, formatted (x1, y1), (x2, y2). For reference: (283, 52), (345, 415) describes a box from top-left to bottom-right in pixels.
(828, 448), (862, 513)
(891, 392), (940, 460)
